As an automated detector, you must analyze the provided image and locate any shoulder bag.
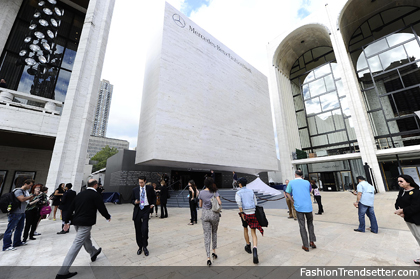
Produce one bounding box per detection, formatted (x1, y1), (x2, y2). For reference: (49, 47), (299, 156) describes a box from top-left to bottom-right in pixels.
(211, 192), (222, 213)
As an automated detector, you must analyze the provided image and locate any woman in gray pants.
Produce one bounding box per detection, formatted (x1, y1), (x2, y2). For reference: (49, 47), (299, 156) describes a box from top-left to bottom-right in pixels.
(198, 177), (222, 266)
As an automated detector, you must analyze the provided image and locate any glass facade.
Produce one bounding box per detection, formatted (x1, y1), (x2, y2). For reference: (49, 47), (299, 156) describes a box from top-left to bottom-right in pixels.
(349, 6), (420, 149)
(290, 47), (357, 157)
(0, 0), (85, 103)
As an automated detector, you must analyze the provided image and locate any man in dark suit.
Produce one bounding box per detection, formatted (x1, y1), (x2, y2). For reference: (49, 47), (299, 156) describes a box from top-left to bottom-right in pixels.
(57, 183), (76, 234)
(55, 179), (111, 279)
(132, 176), (156, 256)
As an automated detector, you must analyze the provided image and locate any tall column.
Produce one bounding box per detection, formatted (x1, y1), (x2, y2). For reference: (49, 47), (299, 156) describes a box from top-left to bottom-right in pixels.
(0, 0), (23, 54)
(45, 0), (115, 193)
(325, 5), (385, 192)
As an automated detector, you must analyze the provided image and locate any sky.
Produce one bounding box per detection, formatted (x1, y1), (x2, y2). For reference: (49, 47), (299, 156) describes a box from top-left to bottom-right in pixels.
(101, 0), (328, 148)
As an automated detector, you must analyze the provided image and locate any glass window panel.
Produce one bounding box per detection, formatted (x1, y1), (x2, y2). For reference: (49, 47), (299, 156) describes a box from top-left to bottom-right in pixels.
(325, 52), (335, 62)
(315, 112), (334, 134)
(61, 41), (77, 70)
(368, 14), (383, 31)
(312, 135), (328, 147)
(312, 47), (332, 60)
(332, 109), (345, 130)
(350, 37), (374, 53)
(0, 52), (24, 90)
(299, 56), (305, 69)
(379, 46), (407, 70)
(346, 118), (357, 140)
(401, 66), (420, 87)
(19, 0), (37, 21)
(382, 6), (416, 24)
(328, 131), (348, 144)
(305, 98), (322, 115)
(336, 79), (346, 97)
(349, 34), (363, 46)
(296, 111), (307, 128)
(361, 22), (371, 38)
(331, 63), (341, 79)
(290, 68), (305, 80)
(392, 87), (420, 116)
(320, 92), (340, 111)
(293, 95), (304, 111)
(380, 95), (398, 119)
(404, 40), (420, 61)
(314, 64), (331, 78)
(403, 9), (420, 26)
(374, 70), (403, 94)
(387, 33), (414, 48)
(304, 51), (312, 63)
(374, 19), (405, 40)
(365, 39), (388, 57)
(324, 75), (335, 91)
(5, 22), (28, 53)
(362, 88), (381, 111)
(58, 9), (74, 38)
(396, 117), (419, 132)
(54, 69), (72, 102)
(303, 71), (315, 84)
(299, 128), (311, 148)
(308, 116), (317, 135)
(302, 84), (310, 99)
(340, 97), (351, 116)
(356, 53), (368, 71)
(69, 15), (84, 42)
(306, 59), (326, 71)
(358, 71), (373, 89)
(18, 66), (57, 99)
(368, 55), (383, 72)
(308, 78), (326, 97)
(369, 110), (389, 136)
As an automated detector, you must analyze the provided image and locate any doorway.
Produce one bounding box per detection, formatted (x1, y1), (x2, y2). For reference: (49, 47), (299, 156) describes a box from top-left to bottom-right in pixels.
(321, 172), (336, 191)
(339, 171), (355, 191)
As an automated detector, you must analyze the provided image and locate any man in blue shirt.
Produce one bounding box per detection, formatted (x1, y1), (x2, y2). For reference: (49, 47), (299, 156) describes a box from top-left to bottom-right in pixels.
(353, 176), (378, 233)
(285, 170), (316, 252)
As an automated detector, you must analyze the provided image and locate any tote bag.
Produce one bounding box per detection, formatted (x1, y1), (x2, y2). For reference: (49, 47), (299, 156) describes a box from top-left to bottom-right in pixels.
(255, 205), (268, 227)
(211, 193), (222, 213)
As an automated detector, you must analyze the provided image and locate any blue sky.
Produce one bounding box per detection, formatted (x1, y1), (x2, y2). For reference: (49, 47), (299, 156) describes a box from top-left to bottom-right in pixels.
(181, 0), (210, 16)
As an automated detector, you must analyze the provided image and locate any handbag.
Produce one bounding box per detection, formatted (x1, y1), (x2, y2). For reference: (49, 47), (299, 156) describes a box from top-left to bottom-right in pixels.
(40, 205), (52, 216)
(211, 193), (222, 213)
(255, 205), (268, 227)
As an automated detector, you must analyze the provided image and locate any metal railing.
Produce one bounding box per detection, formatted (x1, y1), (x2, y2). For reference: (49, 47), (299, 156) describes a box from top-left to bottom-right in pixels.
(0, 88), (63, 115)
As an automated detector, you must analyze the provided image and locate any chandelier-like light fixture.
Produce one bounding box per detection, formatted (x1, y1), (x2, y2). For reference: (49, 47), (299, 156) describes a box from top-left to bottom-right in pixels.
(18, 0), (64, 74)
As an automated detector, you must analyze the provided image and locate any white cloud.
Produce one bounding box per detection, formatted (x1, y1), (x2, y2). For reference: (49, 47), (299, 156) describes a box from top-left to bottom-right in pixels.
(101, 0), (327, 148)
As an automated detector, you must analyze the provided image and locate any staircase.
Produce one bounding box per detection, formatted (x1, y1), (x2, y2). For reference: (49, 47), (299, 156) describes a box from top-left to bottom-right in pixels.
(166, 189), (275, 209)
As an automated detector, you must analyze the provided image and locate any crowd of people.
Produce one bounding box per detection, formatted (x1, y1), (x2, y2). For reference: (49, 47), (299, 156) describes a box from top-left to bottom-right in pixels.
(2, 170), (420, 278)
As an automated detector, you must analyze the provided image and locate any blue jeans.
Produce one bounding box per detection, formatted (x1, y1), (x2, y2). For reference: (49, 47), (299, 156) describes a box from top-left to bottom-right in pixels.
(357, 203), (378, 233)
(2, 213), (25, 250)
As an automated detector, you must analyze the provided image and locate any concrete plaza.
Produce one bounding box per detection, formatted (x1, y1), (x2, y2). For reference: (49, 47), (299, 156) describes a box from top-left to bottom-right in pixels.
(0, 191), (418, 271)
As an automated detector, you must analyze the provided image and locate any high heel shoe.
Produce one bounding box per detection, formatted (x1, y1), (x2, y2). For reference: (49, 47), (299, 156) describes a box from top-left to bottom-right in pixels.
(212, 253), (217, 259)
(207, 259), (212, 266)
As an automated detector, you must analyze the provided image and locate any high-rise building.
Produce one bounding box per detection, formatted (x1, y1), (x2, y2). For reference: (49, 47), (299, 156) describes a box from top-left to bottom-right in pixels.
(92, 79), (113, 137)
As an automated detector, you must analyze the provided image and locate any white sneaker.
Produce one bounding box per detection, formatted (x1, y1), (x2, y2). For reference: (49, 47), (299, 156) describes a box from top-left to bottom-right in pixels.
(4, 247), (17, 251)
(34, 232), (41, 236)
(20, 242), (27, 246)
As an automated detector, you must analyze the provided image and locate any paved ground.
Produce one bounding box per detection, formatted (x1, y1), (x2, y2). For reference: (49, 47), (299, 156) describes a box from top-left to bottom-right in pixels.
(0, 191), (418, 270)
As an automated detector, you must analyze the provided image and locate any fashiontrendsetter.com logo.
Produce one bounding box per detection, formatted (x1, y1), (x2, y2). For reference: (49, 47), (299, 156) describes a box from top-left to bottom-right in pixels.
(172, 14), (186, 28)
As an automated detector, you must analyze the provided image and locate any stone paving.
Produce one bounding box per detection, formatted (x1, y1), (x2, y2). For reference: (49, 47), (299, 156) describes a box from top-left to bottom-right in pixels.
(0, 191), (418, 269)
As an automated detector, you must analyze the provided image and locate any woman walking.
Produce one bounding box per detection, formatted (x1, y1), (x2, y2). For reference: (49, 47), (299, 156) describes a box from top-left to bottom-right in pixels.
(311, 180), (324, 215)
(51, 183), (65, 221)
(198, 177), (221, 266)
(394, 174), (420, 265)
(188, 180), (199, 225)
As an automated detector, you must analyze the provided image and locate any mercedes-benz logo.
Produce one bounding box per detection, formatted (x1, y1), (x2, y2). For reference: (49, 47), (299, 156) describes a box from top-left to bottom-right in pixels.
(172, 14), (186, 28)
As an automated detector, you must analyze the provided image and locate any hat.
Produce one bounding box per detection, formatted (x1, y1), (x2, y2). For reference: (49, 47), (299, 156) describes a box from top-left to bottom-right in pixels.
(237, 177), (247, 186)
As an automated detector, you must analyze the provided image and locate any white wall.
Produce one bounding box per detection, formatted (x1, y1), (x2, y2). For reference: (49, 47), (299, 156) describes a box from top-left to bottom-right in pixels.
(136, 3), (277, 174)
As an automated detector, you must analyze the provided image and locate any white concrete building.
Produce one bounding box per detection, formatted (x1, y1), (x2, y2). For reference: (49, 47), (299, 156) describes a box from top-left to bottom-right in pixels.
(0, 0), (115, 195)
(136, 3), (278, 175)
(87, 135), (129, 159)
(91, 79), (113, 137)
(267, 0), (420, 192)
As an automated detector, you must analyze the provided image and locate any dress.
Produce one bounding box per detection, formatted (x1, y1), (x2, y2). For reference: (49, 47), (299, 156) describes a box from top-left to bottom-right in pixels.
(395, 187), (420, 246)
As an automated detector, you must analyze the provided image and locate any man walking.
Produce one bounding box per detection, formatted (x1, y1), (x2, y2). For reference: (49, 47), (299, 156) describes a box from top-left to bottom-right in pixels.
(284, 179), (297, 220)
(57, 183), (76, 234)
(353, 176), (378, 234)
(285, 170), (316, 252)
(132, 176), (156, 256)
(235, 177), (263, 264)
(2, 179), (34, 251)
(55, 179), (111, 279)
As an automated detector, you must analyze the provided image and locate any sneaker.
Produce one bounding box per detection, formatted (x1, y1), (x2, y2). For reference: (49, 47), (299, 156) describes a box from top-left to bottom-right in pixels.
(244, 243), (252, 254)
(4, 247), (16, 251)
(34, 232), (41, 236)
(57, 231), (67, 235)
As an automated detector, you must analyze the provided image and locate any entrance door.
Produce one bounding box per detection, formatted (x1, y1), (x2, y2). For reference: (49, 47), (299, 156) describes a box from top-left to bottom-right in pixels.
(340, 171), (355, 191)
(321, 172), (336, 191)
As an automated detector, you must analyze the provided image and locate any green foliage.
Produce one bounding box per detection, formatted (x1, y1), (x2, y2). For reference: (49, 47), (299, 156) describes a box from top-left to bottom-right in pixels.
(91, 145), (118, 172)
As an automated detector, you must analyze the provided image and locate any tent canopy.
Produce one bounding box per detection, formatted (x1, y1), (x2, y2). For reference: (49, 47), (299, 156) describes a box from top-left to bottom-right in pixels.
(246, 178), (283, 196)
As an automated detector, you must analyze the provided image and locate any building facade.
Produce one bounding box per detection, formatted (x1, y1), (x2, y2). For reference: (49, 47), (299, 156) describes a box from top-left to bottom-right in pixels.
(91, 79), (113, 137)
(0, 0), (115, 195)
(87, 135), (129, 159)
(267, 0), (420, 192)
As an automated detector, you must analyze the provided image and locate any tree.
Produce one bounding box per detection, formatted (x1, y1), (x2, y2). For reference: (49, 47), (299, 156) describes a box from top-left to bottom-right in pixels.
(91, 145), (118, 172)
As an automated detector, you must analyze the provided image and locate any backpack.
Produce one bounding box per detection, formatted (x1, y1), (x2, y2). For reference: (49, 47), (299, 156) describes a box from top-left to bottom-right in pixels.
(0, 189), (21, 213)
